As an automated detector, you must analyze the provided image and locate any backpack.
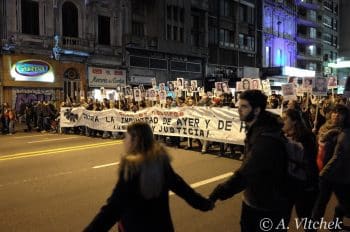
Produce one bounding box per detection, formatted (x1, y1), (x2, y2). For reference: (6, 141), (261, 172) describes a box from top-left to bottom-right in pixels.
(262, 133), (308, 181)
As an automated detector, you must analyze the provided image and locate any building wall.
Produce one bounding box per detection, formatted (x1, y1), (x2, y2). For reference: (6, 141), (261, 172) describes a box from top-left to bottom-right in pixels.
(339, 0), (350, 58)
(262, 0), (297, 68)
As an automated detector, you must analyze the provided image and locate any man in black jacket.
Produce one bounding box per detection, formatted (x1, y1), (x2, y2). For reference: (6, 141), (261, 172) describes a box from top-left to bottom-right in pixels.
(209, 90), (290, 232)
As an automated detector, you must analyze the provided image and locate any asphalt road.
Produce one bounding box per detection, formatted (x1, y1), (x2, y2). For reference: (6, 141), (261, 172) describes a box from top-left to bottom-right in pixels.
(0, 132), (346, 232)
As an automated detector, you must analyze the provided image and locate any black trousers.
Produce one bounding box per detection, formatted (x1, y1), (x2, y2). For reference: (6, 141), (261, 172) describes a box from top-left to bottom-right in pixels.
(240, 201), (289, 232)
(312, 178), (350, 223)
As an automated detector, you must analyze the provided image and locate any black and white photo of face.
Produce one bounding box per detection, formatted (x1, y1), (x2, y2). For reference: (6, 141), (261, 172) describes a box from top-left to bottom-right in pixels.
(168, 82), (174, 91)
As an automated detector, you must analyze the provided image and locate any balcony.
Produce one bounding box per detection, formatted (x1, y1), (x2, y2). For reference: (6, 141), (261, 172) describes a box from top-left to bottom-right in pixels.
(61, 36), (92, 52)
(297, 51), (322, 61)
(124, 34), (159, 50)
(297, 15), (322, 27)
(298, 0), (321, 10)
(296, 33), (322, 44)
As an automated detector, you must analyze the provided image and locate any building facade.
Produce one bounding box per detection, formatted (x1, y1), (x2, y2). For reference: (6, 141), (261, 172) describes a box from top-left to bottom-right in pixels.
(123, 0), (208, 87)
(207, 0), (258, 88)
(0, 0), (122, 110)
(321, 0), (339, 75)
(261, 0), (297, 68)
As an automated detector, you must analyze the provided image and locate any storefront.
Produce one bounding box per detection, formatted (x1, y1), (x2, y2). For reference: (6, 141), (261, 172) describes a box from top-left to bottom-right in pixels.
(0, 54), (86, 111)
(87, 66), (126, 100)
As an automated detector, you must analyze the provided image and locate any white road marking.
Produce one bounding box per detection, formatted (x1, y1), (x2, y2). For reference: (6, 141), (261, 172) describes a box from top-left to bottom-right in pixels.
(14, 134), (56, 139)
(169, 172), (233, 196)
(92, 162), (120, 169)
(27, 137), (80, 144)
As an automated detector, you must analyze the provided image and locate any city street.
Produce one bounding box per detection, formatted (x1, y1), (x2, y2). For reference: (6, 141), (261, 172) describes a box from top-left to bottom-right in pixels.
(0, 132), (345, 232)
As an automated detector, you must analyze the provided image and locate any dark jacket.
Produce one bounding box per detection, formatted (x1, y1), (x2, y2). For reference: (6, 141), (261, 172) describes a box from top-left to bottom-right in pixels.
(321, 128), (350, 184)
(210, 111), (288, 211)
(84, 145), (212, 232)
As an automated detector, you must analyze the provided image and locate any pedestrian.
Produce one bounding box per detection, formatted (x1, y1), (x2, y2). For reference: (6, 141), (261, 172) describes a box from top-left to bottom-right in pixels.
(209, 90), (290, 232)
(312, 104), (350, 228)
(84, 122), (213, 232)
(282, 109), (319, 225)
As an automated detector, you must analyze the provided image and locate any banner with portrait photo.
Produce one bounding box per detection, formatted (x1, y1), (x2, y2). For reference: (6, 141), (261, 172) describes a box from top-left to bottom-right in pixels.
(250, 79), (261, 90)
(302, 77), (314, 93)
(261, 80), (272, 96)
(312, 77), (328, 96)
(281, 83), (297, 101)
(241, 78), (252, 91)
(327, 76), (337, 89)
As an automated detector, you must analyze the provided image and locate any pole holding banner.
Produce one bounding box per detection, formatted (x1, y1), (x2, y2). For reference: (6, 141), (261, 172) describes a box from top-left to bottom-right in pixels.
(313, 96), (320, 133)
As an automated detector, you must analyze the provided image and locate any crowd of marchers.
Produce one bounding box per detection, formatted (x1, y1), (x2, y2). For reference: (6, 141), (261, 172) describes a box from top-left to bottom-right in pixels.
(80, 90), (350, 232)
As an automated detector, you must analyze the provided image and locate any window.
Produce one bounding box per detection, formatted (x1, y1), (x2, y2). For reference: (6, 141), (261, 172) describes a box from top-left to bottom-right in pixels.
(21, 0), (39, 35)
(247, 36), (255, 50)
(308, 10), (316, 21)
(98, 16), (110, 45)
(180, 8), (184, 22)
(239, 34), (244, 47)
(333, 19), (337, 30)
(265, 46), (271, 67)
(173, 6), (178, 21)
(167, 5), (172, 20)
(167, 24), (172, 40)
(180, 28), (184, 43)
(309, 27), (316, 39)
(209, 27), (217, 44)
(239, 4), (247, 22)
(173, 26), (178, 41)
(62, 1), (78, 37)
(247, 6), (255, 24)
(333, 36), (337, 47)
(132, 21), (144, 37)
(307, 45), (315, 56)
(323, 15), (332, 28)
(220, 0), (233, 17)
(277, 49), (282, 66)
(191, 13), (200, 46)
(323, 33), (332, 45)
(218, 28), (234, 47)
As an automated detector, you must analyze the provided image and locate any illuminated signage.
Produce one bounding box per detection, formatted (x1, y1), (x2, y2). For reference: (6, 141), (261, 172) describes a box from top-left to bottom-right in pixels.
(282, 66), (315, 78)
(11, 59), (54, 82)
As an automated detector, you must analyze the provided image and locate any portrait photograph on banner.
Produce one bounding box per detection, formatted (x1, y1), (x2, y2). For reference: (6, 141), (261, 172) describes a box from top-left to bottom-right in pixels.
(241, 78), (251, 91)
(236, 81), (243, 92)
(177, 77), (184, 90)
(288, 76), (299, 88)
(148, 88), (157, 101)
(125, 86), (132, 98)
(327, 76), (337, 89)
(167, 81), (174, 91)
(191, 80), (198, 90)
(222, 81), (230, 93)
(151, 78), (157, 88)
(302, 77), (314, 93)
(159, 90), (167, 103)
(312, 77), (328, 96)
(250, 79), (261, 90)
(134, 88), (142, 102)
(261, 80), (271, 95)
(159, 83), (166, 91)
(281, 83), (297, 101)
(215, 82), (223, 92)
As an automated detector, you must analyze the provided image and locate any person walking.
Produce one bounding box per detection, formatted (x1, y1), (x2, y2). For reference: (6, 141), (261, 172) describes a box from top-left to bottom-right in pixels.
(209, 90), (290, 232)
(83, 122), (213, 232)
(282, 109), (319, 228)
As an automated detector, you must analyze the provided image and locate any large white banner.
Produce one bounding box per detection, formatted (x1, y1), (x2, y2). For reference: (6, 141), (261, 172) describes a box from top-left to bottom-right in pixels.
(88, 67), (126, 88)
(60, 107), (247, 145)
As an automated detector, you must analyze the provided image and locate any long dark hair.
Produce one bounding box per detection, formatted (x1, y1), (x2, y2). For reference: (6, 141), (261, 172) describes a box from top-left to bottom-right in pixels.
(126, 122), (155, 156)
(284, 109), (309, 141)
(122, 122), (170, 199)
